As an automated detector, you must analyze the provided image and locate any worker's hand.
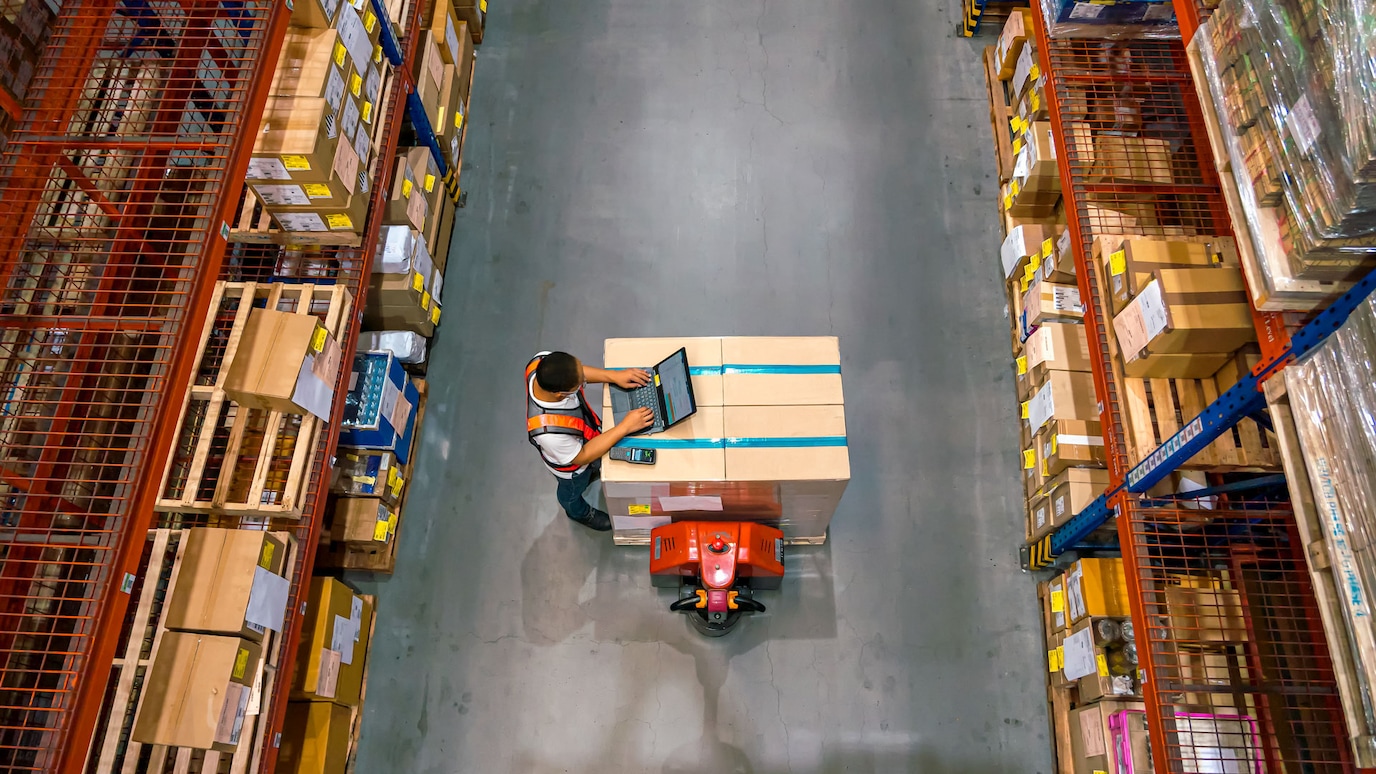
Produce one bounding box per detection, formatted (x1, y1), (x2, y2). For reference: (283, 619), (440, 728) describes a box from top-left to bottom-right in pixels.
(612, 368), (652, 389)
(618, 407), (655, 433)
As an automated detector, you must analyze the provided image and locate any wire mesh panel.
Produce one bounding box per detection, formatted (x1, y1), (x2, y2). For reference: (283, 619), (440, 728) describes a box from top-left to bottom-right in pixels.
(1120, 498), (1354, 772)
(0, 0), (288, 768)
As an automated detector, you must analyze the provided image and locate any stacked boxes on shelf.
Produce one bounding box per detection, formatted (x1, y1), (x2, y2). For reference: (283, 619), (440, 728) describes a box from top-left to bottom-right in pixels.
(600, 337), (849, 546)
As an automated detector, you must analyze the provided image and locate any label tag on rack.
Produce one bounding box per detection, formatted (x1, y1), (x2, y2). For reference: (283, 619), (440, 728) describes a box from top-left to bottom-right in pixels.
(121, 573), (136, 594)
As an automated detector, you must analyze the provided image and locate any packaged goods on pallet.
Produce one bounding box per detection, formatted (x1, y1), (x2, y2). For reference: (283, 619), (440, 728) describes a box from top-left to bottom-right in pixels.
(602, 337), (848, 546)
(1098, 237), (1236, 316)
(132, 633), (263, 751)
(1038, 0), (1177, 39)
(291, 578), (375, 706)
(1069, 701), (1147, 771)
(225, 307), (344, 421)
(341, 351), (421, 463)
(1021, 277), (1084, 334)
(1063, 616), (1142, 701)
(1016, 322), (1091, 397)
(995, 9), (1033, 80)
(1111, 266), (1257, 378)
(332, 449), (406, 506)
(370, 225), (442, 335)
(164, 530), (290, 642)
(357, 330), (429, 365)
(1023, 369), (1097, 436)
(279, 702), (353, 774)
(331, 496), (398, 545)
(1195, 0), (1376, 304)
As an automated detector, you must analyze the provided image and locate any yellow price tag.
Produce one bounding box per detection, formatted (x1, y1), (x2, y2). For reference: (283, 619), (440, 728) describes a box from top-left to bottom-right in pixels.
(1050, 589), (1064, 612)
(326, 213), (353, 229)
(628, 503), (651, 515)
(1041, 238), (1054, 259)
(259, 541), (275, 570)
(281, 155), (310, 171)
(1022, 450), (1035, 469)
(411, 271), (424, 292)
(350, 73), (362, 96)
(364, 9), (377, 32)
(1096, 654), (1109, 677)
(1048, 649), (1058, 673)
(311, 326), (328, 353)
(1110, 250), (1127, 276)
(1041, 459), (1049, 476)
(454, 111), (464, 130)
(424, 173), (435, 192)
(1030, 90), (1041, 112)
(373, 517), (390, 542)
(421, 291), (431, 311)
(1029, 63), (1040, 80)
(480, 0), (487, 10)
(1012, 138), (1022, 155)
(304, 183), (332, 199)
(1020, 401), (1029, 419)
(233, 647), (251, 680)
(402, 178), (413, 198)
(430, 304), (442, 325)
(333, 41), (346, 67)
(1016, 355), (1027, 375)
(374, 43), (383, 63)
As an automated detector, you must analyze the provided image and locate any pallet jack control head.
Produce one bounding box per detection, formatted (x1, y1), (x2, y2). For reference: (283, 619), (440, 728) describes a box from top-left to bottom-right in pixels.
(650, 521), (785, 636)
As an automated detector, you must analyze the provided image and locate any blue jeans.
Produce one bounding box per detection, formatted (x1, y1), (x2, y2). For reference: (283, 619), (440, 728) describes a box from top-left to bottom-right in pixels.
(555, 461), (601, 522)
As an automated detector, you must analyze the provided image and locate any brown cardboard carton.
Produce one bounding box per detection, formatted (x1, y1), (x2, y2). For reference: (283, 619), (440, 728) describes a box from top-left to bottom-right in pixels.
(1000, 223), (1058, 280)
(263, 172), (370, 236)
(604, 337), (724, 407)
(995, 9), (1032, 79)
(290, 0), (339, 29)
(1071, 700), (1146, 773)
(1063, 616), (1141, 703)
(331, 496), (396, 545)
(163, 529), (288, 642)
(1016, 122), (1059, 194)
(451, 0), (483, 36)
(1021, 280), (1084, 331)
(1036, 419), (1105, 478)
(1113, 268), (1256, 363)
(252, 96), (344, 188)
(436, 62), (465, 143)
(1027, 494), (1052, 541)
(1024, 369), (1098, 435)
(1071, 124), (1174, 185)
(1164, 574), (1247, 646)
(366, 273), (438, 336)
(1011, 42), (1039, 100)
(603, 406), (727, 527)
(224, 308), (342, 419)
(1021, 322), (1092, 384)
(453, 22), (475, 103)
(405, 147), (444, 223)
(278, 702), (353, 774)
(131, 633), (262, 751)
(427, 0), (464, 63)
(1022, 442), (1043, 500)
(720, 336), (842, 406)
(1103, 238), (1229, 316)
(292, 578), (375, 706)
(1046, 466), (1109, 529)
(1048, 575), (1067, 633)
(1004, 180), (1061, 220)
(413, 32), (446, 128)
(384, 154), (430, 231)
(1066, 558), (1131, 623)
(1170, 649), (1251, 710)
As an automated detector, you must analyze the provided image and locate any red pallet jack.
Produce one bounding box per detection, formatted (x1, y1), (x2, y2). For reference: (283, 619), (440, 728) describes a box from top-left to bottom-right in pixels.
(649, 521), (785, 636)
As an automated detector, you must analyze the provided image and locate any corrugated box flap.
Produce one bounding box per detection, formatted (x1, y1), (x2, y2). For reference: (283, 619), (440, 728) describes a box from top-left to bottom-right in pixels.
(723, 405), (849, 482)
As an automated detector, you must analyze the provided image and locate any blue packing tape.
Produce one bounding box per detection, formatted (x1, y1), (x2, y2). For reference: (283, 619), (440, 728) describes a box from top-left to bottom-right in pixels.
(615, 438), (724, 450)
(615, 436), (847, 450)
(719, 364), (842, 375)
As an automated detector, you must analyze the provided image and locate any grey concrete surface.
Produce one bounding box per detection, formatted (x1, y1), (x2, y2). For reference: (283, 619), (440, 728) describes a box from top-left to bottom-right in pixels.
(350, 0), (1052, 771)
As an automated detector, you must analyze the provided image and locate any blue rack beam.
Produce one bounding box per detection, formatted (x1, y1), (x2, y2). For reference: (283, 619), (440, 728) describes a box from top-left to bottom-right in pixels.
(1023, 267), (1376, 569)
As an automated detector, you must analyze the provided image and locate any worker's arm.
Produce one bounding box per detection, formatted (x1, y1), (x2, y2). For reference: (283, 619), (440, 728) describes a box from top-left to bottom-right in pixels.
(569, 407), (654, 467)
(584, 365), (651, 389)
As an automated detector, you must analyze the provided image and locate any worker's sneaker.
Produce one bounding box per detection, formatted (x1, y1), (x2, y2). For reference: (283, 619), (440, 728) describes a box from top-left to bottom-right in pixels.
(572, 509), (613, 532)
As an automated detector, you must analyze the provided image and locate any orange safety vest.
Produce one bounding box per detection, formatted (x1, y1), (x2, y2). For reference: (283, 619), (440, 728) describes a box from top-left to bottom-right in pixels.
(526, 355), (602, 473)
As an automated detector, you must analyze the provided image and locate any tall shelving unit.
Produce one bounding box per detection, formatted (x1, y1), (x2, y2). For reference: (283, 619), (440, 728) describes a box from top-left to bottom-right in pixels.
(0, 0), (449, 767)
(1018, 1), (1376, 770)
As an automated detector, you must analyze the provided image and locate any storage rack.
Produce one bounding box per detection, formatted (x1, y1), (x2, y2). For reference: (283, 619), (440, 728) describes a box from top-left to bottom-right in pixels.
(0, 0), (456, 768)
(1016, 2), (1374, 771)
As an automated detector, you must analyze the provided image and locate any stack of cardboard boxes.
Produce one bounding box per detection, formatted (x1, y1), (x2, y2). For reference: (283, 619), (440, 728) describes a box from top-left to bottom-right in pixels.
(132, 530), (291, 751)
(278, 577), (376, 774)
(247, 0), (386, 237)
(600, 336), (849, 545)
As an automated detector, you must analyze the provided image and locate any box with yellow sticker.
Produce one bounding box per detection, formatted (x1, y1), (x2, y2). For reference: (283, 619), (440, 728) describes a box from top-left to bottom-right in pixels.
(384, 153), (430, 231)
(131, 632), (264, 751)
(292, 577), (374, 707)
(162, 528), (289, 642)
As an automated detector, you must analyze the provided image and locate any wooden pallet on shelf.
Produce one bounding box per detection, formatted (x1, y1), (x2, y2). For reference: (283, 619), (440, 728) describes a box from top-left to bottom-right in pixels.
(156, 282), (353, 519)
(317, 378), (429, 573)
(1263, 378), (1376, 769)
(982, 44), (1015, 185)
(1036, 581), (1076, 774)
(228, 189), (367, 247)
(82, 529), (298, 774)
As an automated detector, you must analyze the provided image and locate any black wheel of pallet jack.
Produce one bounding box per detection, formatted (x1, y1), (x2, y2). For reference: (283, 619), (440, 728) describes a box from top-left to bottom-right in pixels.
(688, 610), (742, 637)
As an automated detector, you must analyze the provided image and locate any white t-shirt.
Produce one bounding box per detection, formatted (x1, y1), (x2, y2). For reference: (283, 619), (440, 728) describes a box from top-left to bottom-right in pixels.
(529, 372), (589, 479)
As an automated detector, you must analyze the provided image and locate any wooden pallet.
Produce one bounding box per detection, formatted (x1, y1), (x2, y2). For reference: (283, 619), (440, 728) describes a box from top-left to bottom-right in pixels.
(156, 282), (353, 518)
(1264, 378), (1376, 768)
(1036, 581), (1076, 774)
(317, 379), (429, 573)
(342, 594), (379, 774)
(83, 529), (297, 774)
(982, 45), (1016, 185)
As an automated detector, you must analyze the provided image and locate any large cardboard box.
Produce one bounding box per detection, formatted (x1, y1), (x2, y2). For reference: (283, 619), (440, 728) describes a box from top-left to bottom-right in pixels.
(995, 9), (1032, 79)
(720, 336), (842, 406)
(331, 496), (397, 545)
(1000, 223), (1059, 280)
(164, 529), (289, 642)
(1071, 124), (1174, 185)
(1113, 268), (1256, 364)
(292, 578), (375, 706)
(1021, 280), (1083, 334)
(1024, 369), (1098, 435)
(384, 154), (430, 231)
(251, 96), (345, 188)
(131, 633), (262, 751)
(1045, 466), (1110, 529)
(224, 308), (342, 420)
(1062, 616), (1141, 703)
(604, 337), (725, 407)
(366, 273), (438, 336)
(436, 62), (465, 145)
(1015, 122), (1059, 194)
(278, 701), (352, 774)
(1164, 574), (1247, 646)
(413, 32), (446, 129)
(1066, 558), (1131, 623)
(1070, 700), (1146, 774)
(1036, 419), (1105, 479)
(1020, 322), (1091, 390)
(1102, 237), (1231, 316)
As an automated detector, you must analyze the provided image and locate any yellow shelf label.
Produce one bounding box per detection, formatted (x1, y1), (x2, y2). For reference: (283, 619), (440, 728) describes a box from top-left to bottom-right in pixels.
(1047, 649), (1058, 673)
(424, 173), (436, 192)
(373, 43), (383, 63)
(628, 503), (651, 515)
(282, 155), (310, 171)
(455, 111), (464, 130)
(1096, 654), (1109, 677)
(364, 9), (377, 32)
(421, 291), (431, 311)
(1012, 138), (1022, 155)
(350, 73), (362, 97)
(1029, 252), (1041, 272)
(333, 41), (346, 67)
(402, 178), (413, 198)
(1022, 450), (1035, 469)
(1041, 238), (1054, 259)
(304, 183), (332, 199)
(1016, 355), (1027, 375)
(430, 304), (442, 325)
(362, 101), (374, 122)
(373, 517), (390, 542)
(1020, 401), (1029, 419)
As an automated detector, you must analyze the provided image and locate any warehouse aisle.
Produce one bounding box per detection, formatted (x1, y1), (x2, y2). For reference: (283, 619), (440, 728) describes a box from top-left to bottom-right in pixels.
(351, 0), (1052, 771)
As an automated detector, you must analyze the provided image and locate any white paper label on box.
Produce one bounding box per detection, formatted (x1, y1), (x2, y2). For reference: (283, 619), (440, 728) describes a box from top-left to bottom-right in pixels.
(1013, 147), (1031, 181)
(1055, 495), (1067, 518)
(214, 682), (250, 745)
(1069, 2), (1104, 19)
(366, 65), (382, 103)
(658, 495), (723, 512)
(1144, 4), (1174, 20)
(253, 184), (310, 207)
(245, 565), (290, 633)
(390, 393), (413, 435)
(332, 614), (358, 665)
(353, 127), (371, 170)
(379, 377), (401, 428)
(274, 212), (328, 232)
(321, 0), (340, 21)
(325, 65), (346, 112)
(1051, 285), (1082, 313)
(316, 648), (341, 698)
(1287, 95), (1321, 156)
(351, 596), (364, 640)
(1000, 226), (1026, 278)
(445, 16), (460, 63)
(1080, 707), (1109, 757)
(245, 657), (266, 717)
(1057, 229), (1072, 257)
(1065, 564), (1086, 621)
(611, 514), (672, 531)
(332, 139), (360, 195)
(1062, 626), (1097, 680)
(246, 157), (290, 180)
(293, 354), (336, 420)
(1137, 279), (1169, 341)
(337, 6), (373, 73)
(1035, 504), (1048, 528)
(342, 98), (361, 147)
(1027, 380), (1055, 432)
(1056, 434), (1104, 448)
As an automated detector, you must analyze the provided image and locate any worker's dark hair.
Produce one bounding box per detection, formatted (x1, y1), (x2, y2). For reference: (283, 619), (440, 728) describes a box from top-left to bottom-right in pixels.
(535, 352), (582, 393)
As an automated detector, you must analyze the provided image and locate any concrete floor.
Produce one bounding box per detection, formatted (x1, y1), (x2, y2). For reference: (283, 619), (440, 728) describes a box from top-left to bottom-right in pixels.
(350, 0), (1052, 771)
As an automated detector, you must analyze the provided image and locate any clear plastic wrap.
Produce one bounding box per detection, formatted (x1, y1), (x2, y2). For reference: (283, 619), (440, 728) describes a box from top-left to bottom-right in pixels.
(1039, 0), (1179, 40)
(1286, 293), (1376, 754)
(1198, 0), (1376, 294)
(357, 332), (428, 364)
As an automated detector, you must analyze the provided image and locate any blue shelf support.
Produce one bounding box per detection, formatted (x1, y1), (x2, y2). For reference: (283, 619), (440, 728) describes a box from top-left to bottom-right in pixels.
(1023, 268), (1376, 570)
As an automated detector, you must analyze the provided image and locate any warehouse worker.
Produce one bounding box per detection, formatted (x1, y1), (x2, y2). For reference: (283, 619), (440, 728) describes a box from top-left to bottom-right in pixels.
(526, 351), (654, 531)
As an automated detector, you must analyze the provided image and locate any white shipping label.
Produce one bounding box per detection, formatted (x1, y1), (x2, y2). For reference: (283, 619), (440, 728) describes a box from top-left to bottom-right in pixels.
(351, 596), (364, 640)
(321, 0), (340, 22)
(1287, 95), (1322, 156)
(1013, 148), (1032, 181)
(274, 212), (328, 232)
(1051, 285), (1082, 313)
(1137, 279), (1170, 340)
(1056, 434), (1104, 448)
(1035, 505), (1048, 528)
(378, 377), (401, 428)
(325, 66), (346, 112)
(245, 657), (266, 717)
(213, 682), (250, 745)
(1027, 381), (1055, 433)
(246, 157), (291, 180)
(1027, 129), (1040, 168)
(337, 6), (373, 73)
(658, 495), (723, 512)
(1000, 226), (1026, 278)
(253, 184), (310, 207)
(1069, 2), (1105, 19)
(366, 65), (382, 103)
(1066, 565), (1086, 621)
(1057, 229), (1072, 257)
(1061, 627), (1097, 680)
(611, 514), (672, 531)
(353, 128), (371, 171)
(342, 98), (361, 146)
(445, 16), (460, 63)
(316, 648), (341, 698)
(244, 565), (290, 632)
(332, 614), (358, 665)
(390, 393), (413, 437)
